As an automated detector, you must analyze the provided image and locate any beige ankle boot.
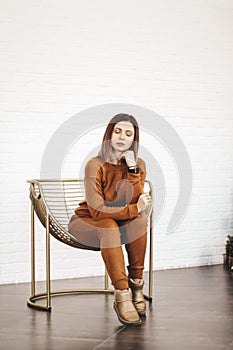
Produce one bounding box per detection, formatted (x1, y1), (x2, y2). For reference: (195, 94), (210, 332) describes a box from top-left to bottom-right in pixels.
(128, 278), (146, 316)
(114, 289), (142, 326)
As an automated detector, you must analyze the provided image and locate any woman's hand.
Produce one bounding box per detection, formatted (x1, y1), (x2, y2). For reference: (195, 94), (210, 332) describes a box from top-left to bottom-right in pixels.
(122, 150), (136, 167)
(137, 193), (152, 213)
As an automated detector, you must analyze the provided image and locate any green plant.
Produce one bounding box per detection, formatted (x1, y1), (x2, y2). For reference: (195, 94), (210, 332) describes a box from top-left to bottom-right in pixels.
(226, 235), (233, 256)
(225, 235), (233, 270)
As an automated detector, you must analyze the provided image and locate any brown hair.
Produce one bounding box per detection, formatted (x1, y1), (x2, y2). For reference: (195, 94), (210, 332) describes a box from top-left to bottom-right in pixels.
(98, 113), (139, 162)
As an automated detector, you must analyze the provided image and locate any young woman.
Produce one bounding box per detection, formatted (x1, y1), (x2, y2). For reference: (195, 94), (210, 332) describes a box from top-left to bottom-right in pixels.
(68, 114), (152, 326)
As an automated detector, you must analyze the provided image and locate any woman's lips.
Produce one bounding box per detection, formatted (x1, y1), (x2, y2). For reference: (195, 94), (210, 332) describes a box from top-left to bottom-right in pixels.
(116, 142), (125, 147)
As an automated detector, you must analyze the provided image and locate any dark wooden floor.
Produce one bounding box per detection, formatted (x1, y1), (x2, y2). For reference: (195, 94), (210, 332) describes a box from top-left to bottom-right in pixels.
(0, 265), (232, 350)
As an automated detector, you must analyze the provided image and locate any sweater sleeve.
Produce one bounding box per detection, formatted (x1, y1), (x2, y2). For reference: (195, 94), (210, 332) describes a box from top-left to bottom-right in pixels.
(126, 158), (146, 195)
(84, 158), (139, 221)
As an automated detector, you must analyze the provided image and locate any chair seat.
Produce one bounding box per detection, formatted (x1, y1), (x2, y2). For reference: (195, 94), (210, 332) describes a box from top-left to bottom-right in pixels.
(28, 179), (100, 251)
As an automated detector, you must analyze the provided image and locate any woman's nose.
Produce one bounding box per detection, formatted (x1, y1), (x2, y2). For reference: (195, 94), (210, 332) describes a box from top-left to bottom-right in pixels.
(119, 132), (125, 139)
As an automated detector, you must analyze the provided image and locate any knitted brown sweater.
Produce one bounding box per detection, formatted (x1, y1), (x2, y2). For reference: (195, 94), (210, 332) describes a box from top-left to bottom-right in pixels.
(74, 156), (146, 221)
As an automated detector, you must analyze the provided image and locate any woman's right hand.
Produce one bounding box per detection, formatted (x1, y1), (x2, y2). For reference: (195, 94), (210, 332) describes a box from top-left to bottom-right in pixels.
(137, 193), (152, 213)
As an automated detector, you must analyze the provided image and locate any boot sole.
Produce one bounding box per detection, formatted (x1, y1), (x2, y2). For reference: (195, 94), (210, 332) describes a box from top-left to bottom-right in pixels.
(113, 303), (142, 326)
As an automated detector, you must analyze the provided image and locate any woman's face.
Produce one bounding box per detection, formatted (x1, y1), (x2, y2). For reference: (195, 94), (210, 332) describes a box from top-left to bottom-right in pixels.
(111, 121), (135, 153)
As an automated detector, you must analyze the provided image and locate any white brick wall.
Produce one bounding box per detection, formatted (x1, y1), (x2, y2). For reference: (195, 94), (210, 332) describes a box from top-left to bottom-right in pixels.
(0, 0), (233, 284)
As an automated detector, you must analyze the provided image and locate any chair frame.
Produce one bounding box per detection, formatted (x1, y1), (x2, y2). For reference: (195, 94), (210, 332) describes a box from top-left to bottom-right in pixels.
(26, 178), (154, 311)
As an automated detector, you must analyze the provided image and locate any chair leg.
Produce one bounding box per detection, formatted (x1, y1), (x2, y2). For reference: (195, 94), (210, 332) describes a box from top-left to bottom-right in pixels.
(143, 211), (153, 302)
(148, 214), (153, 300)
(46, 212), (51, 310)
(27, 208), (52, 311)
(31, 202), (35, 297)
(104, 267), (109, 290)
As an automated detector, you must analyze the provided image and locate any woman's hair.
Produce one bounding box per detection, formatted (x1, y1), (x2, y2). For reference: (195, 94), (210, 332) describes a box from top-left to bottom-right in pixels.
(98, 113), (139, 162)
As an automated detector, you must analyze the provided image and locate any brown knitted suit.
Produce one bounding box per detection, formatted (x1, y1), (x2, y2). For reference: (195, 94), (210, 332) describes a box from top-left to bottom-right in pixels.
(68, 156), (148, 290)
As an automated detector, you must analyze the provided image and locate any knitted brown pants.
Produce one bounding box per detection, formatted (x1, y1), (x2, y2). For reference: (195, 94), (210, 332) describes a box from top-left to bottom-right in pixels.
(68, 213), (147, 290)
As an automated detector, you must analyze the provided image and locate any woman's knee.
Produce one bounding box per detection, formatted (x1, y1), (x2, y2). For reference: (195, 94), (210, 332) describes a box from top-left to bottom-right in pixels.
(129, 212), (147, 233)
(122, 212), (147, 244)
(98, 218), (119, 229)
(137, 212), (147, 227)
(97, 219), (121, 248)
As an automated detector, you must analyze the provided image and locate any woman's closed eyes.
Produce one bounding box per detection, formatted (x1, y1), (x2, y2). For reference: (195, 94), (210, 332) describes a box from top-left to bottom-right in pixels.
(114, 128), (133, 138)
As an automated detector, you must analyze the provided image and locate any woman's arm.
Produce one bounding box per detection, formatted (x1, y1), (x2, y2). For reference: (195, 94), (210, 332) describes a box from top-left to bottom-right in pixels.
(84, 158), (146, 221)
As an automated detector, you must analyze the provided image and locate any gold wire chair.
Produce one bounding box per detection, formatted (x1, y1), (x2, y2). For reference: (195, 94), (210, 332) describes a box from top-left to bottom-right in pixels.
(27, 178), (154, 311)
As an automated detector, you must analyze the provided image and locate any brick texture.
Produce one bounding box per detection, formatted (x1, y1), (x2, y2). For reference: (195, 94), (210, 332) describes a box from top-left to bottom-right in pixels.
(0, 0), (233, 284)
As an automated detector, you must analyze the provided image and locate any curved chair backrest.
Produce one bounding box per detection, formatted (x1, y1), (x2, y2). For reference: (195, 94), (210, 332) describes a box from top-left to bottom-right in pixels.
(28, 179), (153, 252)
